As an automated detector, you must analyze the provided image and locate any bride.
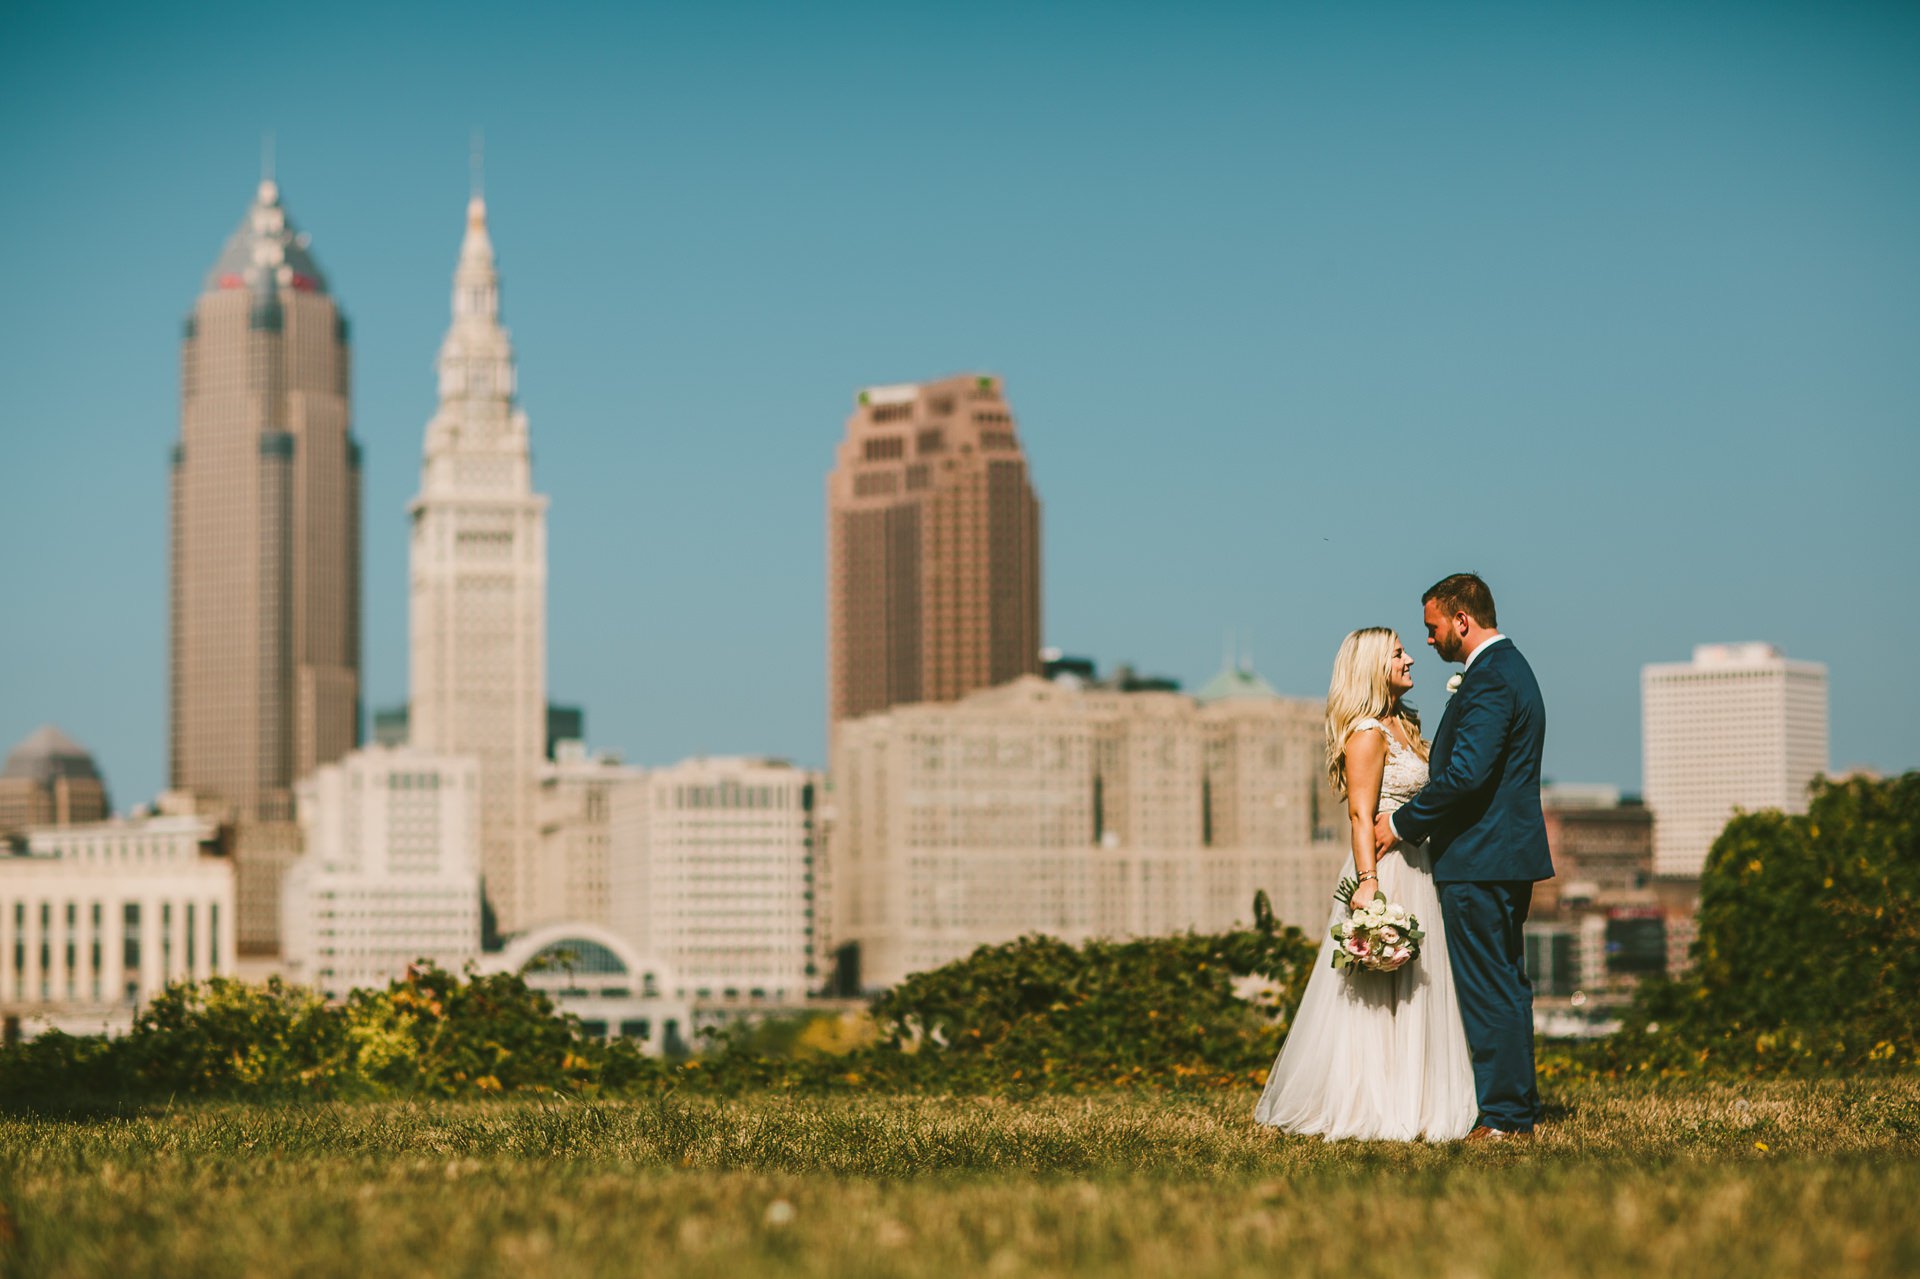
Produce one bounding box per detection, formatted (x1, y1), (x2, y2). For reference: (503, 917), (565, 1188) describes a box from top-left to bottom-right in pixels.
(1253, 627), (1477, 1141)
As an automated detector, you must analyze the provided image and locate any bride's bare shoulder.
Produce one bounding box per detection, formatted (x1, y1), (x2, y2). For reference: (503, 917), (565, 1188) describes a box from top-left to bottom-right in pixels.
(1343, 723), (1388, 763)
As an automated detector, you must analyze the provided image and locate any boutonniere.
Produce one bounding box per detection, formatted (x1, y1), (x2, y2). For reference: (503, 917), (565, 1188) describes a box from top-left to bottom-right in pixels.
(1446, 673), (1464, 695)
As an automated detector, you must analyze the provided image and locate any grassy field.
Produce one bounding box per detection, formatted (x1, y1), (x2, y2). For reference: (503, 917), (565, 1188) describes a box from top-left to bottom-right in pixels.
(1, 1078), (1916, 1278)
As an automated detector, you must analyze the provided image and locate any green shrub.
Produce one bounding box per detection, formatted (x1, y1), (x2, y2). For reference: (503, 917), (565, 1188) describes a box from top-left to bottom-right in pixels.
(342, 965), (600, 1096)
(1593, 772), (1920, 1076)
(121, 976), (351, 1097)
(0, 902), (1320, 1106)
(855, 920), (1318, 1092)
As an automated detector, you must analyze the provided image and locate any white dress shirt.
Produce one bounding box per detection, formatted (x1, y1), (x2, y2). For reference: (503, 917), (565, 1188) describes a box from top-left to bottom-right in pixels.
(1462, 632), (1507, 672)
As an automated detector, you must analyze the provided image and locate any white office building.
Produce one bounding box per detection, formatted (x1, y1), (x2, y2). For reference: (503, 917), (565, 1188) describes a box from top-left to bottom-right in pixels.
(284, 745), (483, 999)
(609, 757), (819, 1005)
(1642, 643), (1829, 877)
(0, 794), (235, 1036)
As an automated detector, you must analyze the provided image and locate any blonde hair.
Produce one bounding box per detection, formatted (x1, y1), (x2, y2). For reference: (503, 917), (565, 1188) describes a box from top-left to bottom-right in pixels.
(1325, 627), (1429, 796)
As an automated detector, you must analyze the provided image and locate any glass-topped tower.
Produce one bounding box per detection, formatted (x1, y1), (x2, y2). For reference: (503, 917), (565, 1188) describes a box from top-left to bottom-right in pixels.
(171, 179), (361, 951)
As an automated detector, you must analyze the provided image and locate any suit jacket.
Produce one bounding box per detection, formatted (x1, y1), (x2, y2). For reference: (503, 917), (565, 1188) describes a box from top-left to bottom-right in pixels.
(1393, 639), (1554, 884)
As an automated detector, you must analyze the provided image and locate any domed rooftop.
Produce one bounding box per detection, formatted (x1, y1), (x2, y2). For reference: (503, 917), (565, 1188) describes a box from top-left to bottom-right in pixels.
(203, 179), (330, 297)
(1195, 662), (1281, 704)
(1, 724), (104, 785)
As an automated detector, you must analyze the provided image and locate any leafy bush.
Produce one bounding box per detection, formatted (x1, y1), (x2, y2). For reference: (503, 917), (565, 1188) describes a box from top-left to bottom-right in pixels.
(1593, 773), (1920, 1076)
(341, 965), (604, 1096)
(0, 966), (630, 1108)
(120, 977), (348, 1096)
(857, 920), (1318, 1092)
(0, 902), (1320, 1108)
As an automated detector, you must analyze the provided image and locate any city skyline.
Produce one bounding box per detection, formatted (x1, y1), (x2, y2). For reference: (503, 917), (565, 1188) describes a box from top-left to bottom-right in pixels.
(4, 2), (1919, 807)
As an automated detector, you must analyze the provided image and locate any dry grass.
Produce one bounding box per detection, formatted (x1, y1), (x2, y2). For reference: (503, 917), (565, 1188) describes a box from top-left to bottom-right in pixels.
(1, 1078), (1915, 1277)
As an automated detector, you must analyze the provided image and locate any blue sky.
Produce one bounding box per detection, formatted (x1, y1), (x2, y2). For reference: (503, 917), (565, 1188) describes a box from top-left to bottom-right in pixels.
(3, 0), (1916, 806)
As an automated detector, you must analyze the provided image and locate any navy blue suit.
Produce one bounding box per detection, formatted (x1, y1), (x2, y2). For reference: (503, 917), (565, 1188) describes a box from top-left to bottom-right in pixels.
(1392, 638), (1552, 1132)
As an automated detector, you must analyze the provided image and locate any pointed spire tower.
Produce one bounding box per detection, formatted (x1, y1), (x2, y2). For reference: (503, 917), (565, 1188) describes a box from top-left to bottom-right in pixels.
(408, 191), (549, 937)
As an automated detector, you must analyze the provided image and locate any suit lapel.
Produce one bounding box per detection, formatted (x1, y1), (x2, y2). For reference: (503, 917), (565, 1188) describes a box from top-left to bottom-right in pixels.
(1432, 677), (1464, 769)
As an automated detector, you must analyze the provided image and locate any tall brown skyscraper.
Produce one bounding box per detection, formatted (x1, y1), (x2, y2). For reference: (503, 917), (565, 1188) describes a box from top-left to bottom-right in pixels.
(827, 373), (1041, 729)
(171, 179), (360, 952)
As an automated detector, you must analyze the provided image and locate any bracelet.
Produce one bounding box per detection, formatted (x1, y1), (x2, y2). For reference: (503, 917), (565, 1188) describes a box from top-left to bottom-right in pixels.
(1357, 870), (1378, 882)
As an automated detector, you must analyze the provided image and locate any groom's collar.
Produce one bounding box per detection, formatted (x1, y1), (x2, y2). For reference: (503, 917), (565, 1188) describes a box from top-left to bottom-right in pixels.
(1462, 633), (1508, 673)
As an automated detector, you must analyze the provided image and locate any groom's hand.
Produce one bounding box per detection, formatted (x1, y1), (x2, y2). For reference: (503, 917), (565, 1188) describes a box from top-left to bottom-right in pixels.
(1373, 812), (1399, 852)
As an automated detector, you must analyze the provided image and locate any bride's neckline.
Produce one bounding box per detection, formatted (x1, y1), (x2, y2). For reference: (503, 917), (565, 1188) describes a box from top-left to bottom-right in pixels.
(1377, 714), (1415, 756)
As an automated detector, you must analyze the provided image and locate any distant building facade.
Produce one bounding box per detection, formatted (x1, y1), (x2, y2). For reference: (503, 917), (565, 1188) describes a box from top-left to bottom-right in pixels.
(171, 180), (361, 954)
(284, 745), (482, 999)
(368, 703), (587, 763)
(407, 196), (549, 937)
(827, 669), (1342, 992)
(0, 795), (234, 1036)
(531, 740), (642, 930)
(1536, 783), (1654, 914)
(1642, 643), (1828, 877)
(0, 726), (110, 839)
(1525, 783), (1671, 1011)
(826, 374), (1042, 732)
(608, 757), (819, 1005)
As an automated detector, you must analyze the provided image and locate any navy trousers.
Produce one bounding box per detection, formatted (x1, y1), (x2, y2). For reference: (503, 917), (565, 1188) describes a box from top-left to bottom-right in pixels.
(1437, 880), (1538, 1132)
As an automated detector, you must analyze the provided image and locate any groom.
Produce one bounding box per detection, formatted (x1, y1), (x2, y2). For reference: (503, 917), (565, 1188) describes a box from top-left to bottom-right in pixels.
(1374, 573), (1552, 1140)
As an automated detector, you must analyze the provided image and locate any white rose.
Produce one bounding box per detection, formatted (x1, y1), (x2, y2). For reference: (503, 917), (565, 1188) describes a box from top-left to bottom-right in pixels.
(1447, 673), (1464, 694)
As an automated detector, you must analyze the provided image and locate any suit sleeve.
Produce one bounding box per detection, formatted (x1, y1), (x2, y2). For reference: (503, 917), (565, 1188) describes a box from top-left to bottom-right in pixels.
(1391, 672), (1515, 845)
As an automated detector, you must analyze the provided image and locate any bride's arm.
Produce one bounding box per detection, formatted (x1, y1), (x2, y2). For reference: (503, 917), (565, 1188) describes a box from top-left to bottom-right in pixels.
(1344, 728), (1388, 907)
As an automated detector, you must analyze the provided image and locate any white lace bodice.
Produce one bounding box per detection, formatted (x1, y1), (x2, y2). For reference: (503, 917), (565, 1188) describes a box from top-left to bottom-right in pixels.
(1351, 717), (1428, 813)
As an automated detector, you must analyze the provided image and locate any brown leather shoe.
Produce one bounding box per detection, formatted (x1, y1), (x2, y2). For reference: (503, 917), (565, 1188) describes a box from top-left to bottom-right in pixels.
(1464, 1125), (1532, 1142)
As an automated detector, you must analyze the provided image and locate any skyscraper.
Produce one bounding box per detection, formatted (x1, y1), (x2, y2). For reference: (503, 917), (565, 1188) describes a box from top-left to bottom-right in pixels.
(408, 195), (549, 937)
(171, 179), (360, 952)
(826, 374), (1042, 731)
(1642, 643), (1829, 877)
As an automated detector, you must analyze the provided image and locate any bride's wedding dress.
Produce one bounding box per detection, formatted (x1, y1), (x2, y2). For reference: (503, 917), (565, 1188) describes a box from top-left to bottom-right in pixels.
(1253, 719), (1478, 1141)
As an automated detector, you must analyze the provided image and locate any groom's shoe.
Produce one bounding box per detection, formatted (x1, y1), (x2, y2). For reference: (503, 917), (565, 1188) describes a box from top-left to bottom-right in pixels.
(1464, 1125), (1531, 1143)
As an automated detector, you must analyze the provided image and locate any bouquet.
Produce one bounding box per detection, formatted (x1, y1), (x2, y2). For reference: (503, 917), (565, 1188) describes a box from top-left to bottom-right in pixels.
(1330, 876), (1425, 973)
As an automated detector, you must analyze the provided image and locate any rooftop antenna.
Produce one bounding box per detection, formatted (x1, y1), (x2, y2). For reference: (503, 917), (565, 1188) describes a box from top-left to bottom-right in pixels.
(470, 127), (485, 200)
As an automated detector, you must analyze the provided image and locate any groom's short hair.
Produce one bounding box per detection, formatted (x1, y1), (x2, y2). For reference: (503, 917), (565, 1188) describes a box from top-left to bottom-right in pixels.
(1423, 573), (1497, 628)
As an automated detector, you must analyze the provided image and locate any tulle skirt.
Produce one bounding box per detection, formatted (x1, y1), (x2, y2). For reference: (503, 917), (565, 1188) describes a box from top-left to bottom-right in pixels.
(1252, 839), (1477, 1142)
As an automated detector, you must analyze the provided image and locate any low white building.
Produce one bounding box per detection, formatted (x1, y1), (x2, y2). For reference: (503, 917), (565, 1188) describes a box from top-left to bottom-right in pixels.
(609, 757), (819, 1006)
(0, 793), (235, 1036)
(483, 921), (692, 1056)
(283, 745), (483, 999)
